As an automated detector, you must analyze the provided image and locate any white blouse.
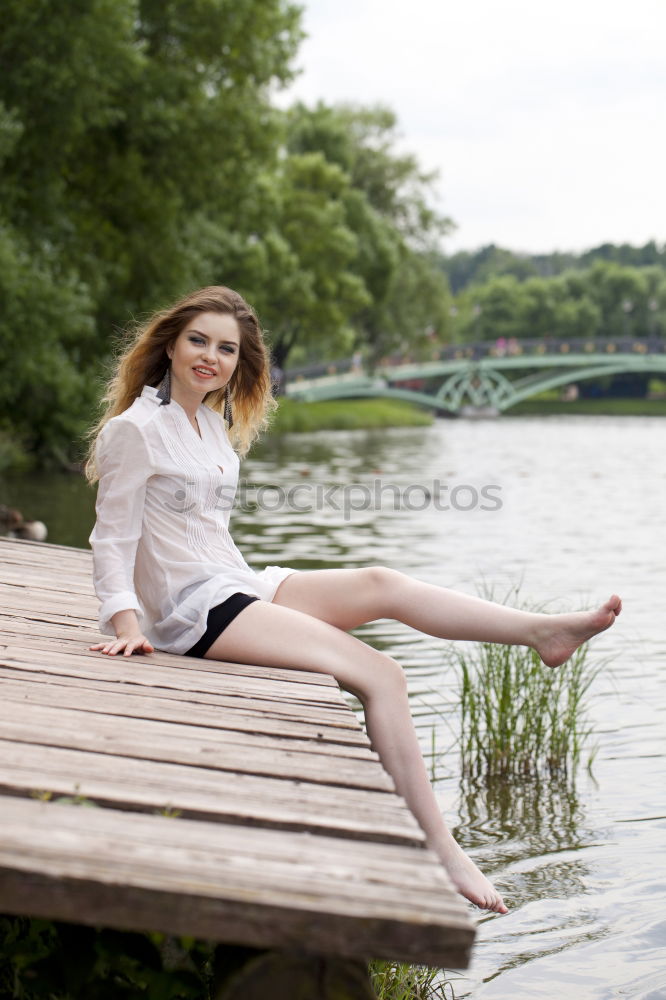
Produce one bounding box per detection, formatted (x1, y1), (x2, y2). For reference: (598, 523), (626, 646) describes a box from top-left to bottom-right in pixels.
(89, 385), (297, 654)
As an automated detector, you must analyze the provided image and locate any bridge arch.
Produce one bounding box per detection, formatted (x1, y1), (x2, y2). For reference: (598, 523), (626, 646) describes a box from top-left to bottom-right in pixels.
(285, 340), (666, 414)
(435, 368), (515, 411)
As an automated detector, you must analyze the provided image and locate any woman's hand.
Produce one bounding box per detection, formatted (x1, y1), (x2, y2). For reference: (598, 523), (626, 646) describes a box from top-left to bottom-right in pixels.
(89, 608), (154, 656)
(89, 633), (155, 657)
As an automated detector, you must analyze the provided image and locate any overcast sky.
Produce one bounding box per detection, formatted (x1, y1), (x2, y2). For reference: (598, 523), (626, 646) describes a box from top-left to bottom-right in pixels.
(278, 0), (665, 254)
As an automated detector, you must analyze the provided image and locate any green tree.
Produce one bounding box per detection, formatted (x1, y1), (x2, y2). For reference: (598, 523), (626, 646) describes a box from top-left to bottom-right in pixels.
(440, 244), (539, 293)
(0, 0), (302, 462)
(640, 266), (666, 337)
(0, 98), (96, 464)
(581, 260), (651, 338)
(0, 0), (302, 328)
(0, 226), (97, 464)
(520, 276), (600, 340)
(286, 102), (453, 365)
(441, 240), (666, 294)
(457, 275), (527, 342)
(450, 262), (666, 344)
(220, 151), (371, 368)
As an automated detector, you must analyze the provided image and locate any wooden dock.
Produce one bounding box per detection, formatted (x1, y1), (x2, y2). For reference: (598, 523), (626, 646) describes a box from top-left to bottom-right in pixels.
(0, 536), (475, 976)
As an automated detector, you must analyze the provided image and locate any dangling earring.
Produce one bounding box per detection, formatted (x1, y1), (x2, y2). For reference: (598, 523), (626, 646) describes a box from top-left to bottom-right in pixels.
(224, 384), (234, 428)
(156, 364), (171, 405)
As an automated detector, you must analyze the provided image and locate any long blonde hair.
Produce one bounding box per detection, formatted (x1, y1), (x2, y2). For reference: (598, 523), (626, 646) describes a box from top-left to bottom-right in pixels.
(85, 286), (276, 482)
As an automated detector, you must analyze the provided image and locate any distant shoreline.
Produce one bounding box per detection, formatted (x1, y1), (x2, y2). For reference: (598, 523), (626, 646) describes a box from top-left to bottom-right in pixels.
(503, 397), (666, 417)
(269, 396), (665, 433)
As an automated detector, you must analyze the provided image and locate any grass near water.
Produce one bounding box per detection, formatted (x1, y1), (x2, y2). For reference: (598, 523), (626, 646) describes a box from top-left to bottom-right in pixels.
(270, 398), (433, 433)
(450, 588), (603, 779)
(507, 397), (666, 417)
(269, 396), (665, 438)
(369, 960), (456, 1000)
(456, 641), (598, 778)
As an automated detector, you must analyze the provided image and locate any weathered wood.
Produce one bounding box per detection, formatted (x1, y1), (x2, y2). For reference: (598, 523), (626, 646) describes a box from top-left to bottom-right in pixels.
(0, 646), (345, 708)
(0, 539), (90, 558)
(0, 671), (366, 744)
(0, 619), (346, 691)
(0, 643), (348, 710)
(0, 740), (422, 844)
(0, 608), (96, 628)
(0, 663), (359, 731)
(0, 582), (100, 614)
(0, 700), (391, 789)
(0, 678), (371, 759)
(0, 634), (343, 693)
(0, 797), (474, 968)
(0, 563), (96, 587)
(2, 644), (347, 701)
(0, 536), (476, 970)
(0, 537), (92, 564)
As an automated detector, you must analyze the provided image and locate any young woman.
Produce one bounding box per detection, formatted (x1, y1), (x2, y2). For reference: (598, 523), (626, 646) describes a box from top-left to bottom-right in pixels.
(87, 286), (622, 914)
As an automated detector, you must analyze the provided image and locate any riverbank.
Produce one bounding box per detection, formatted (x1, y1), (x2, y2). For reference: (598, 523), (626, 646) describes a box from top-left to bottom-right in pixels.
(271, 398), (433, 432)
(505, 397), (666, 417)
(270, 396), (665, 434)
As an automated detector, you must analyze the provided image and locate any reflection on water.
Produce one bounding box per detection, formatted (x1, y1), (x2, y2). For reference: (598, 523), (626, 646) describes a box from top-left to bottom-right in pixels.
(0, 470), (97, 548)
(2, 415), (665, 999)
(456, 773), (589, 857)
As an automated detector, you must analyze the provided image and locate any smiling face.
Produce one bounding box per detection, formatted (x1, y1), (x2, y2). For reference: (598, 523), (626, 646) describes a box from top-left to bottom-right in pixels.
(166, 311), (240, 411)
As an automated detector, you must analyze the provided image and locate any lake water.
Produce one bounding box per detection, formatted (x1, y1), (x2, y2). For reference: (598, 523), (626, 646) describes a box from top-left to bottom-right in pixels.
(2, 415), (665, 999)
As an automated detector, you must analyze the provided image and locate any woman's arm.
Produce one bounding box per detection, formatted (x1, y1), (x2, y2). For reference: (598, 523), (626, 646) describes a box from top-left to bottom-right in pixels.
(88, 418), (155, 656)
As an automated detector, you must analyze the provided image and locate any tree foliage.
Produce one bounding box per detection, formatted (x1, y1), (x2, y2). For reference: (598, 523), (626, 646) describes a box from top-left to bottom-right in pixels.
(217, 149), (370, 369)
(286, 103), (453, 364)
(450, 260), (666, 342)
(0, 0), (302, 464)
(0, 0), (302, 328)
(0, 3), (454, 465)
(440, 240), (666, 293)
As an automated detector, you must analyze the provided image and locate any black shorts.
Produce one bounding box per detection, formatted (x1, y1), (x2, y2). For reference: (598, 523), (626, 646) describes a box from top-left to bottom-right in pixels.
(184, 592), (259, 658)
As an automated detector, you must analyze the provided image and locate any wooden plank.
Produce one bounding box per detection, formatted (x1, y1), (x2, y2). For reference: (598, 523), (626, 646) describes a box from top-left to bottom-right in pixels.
(0, 616), (102, 643)
(0, 701), (393, 790)
(0, 582), (91, 599)
(0, 796), (474, 968)
(0, 664), (359, 731)
(0, 608), (98, 628)
(0, 537), (92, 563)
(0, 633), (343, 692)
(0, 671), (366, 745)
(0, 583), (99, 614)
(0, 740), (422, 845)
(0, 683), (374, 761)
(0, 797), (455, 906)
(0, 647), (345, 708)
(0, 564), (95, 587)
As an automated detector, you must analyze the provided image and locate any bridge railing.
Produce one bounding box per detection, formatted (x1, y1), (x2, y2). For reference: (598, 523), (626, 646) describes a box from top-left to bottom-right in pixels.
(286, 337), (666, 382)
(429, 336), (666, 364)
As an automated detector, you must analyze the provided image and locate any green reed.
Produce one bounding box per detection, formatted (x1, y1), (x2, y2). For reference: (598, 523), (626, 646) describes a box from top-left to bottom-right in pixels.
(454, 603), (602, 779)
(369, 960), (456, 1000)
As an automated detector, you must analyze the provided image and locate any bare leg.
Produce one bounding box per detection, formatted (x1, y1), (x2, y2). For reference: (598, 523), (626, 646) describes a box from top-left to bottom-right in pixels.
(203, 600), (509, 914)
(272, 567), (622, 668)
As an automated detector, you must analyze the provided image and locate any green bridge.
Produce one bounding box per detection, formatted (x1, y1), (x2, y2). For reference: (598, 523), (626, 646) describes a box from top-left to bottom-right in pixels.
(285, 337), (666, 415)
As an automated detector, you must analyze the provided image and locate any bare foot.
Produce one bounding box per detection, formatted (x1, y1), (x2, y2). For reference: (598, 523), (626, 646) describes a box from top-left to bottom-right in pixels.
(434, 834), (508, 914)
(534, 594), (622, 669)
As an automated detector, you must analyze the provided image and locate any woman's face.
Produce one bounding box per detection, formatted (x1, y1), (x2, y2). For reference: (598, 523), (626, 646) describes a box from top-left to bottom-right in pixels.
(167, 311), (240, 406)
